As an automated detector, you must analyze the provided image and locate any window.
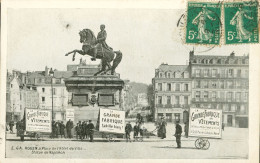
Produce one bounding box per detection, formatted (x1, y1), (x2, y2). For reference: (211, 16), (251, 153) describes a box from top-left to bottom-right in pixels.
(195, 91), (200, 100)
(42, 88), (45, 92)
(228, 69), (234, 77)
(220, 80), (224, 89)
(167, 96), (171, 104)
(175, 96), (180, 105)
(195, 69), (200, 77)
(212, 92), (217, 100)
(227, 81), (233, 89)
(204, 91), (208, 99)
(55, 79), (61, 84)
(227, 92), (232, 101)
(221, 69), (225, 77)
(157, 83), (162, 91)
(212, 69), (217, 77)
(184, 84), (189, 91)
(195, 80), (201, 88)
(167, 83), (171, 91)
(244, 92), (248, 101)
(42, 97), (45, 103)
(236, 92), (241, 101)
(237, 69), (241, 77)
(53, 88), (56, 95)
(184, 96), (188, 105)
(175, 84), (180, 91)
(159, 73), (163, 78)
(158, 96), (162, 104)
(212, 81), (217, 88)
(204, 69), (209, 77)
(204, 81), (208, 88)
(167, 73), (171, 78)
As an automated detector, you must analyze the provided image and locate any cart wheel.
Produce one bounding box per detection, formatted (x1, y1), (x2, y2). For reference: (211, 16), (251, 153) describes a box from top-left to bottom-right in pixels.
(200, 139), (210, 150)
(195, 138), (201, 149)
(35, 133), (41, 140)
(108, 134), (116, 142)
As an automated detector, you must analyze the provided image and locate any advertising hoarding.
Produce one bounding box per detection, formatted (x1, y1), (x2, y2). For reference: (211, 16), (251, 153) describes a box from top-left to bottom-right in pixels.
(99, 108), (125, 134)
(189, 108), (222, 138)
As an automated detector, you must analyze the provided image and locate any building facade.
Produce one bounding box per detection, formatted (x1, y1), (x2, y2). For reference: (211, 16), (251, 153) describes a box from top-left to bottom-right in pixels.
(152, 64), (192, 123)
(189, 52), (249, 128)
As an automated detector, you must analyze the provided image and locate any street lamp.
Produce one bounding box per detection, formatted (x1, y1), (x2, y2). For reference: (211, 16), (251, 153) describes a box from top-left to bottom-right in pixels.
(49, 68), (54, 122)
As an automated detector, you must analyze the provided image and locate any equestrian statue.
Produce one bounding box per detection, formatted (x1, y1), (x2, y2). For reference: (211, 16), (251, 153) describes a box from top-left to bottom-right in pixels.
(65, 24), (122, 76)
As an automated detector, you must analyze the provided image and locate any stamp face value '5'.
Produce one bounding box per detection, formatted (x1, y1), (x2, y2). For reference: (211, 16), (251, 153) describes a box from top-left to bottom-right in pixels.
(186, 2), (221, 45)
(224, 2), (259, 44)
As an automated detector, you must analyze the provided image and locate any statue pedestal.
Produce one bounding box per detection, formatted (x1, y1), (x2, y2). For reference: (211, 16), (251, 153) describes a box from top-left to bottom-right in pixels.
(64, 75), (124, 123)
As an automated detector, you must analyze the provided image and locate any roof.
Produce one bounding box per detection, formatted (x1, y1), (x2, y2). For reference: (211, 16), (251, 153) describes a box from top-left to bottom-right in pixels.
(157, 64), (189, 72)
(54, 71), (73, 78)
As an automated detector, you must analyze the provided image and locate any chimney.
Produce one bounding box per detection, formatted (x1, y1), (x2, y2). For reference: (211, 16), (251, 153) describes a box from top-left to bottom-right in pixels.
(45, 66), (49, 76)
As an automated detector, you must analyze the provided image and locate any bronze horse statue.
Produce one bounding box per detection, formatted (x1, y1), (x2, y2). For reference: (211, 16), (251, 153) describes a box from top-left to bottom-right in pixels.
(65, 29), (122, 76)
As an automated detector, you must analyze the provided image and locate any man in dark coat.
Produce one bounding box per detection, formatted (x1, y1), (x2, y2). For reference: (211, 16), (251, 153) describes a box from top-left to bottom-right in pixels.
(59, 121), (66, 138)
(125, 122), (133, 142)
(66, 119), (73, 139)
(133, 122), (139, 139)
(87, 120), (95, 142)
(174, 121), (182, 148)
(75, 123), (82, 140)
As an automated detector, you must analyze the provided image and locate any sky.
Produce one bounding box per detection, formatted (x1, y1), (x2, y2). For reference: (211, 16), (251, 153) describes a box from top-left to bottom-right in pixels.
(7, 8), (249, 84)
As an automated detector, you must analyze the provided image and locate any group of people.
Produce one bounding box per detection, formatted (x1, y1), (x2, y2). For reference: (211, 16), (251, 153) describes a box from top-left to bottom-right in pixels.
(75, 120), (95, 142)
(125, 122), (146, 142)
(51, 119), (94, 141)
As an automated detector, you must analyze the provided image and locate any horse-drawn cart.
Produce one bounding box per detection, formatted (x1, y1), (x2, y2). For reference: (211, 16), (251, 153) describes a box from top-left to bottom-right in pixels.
(188, 108), (223, 150)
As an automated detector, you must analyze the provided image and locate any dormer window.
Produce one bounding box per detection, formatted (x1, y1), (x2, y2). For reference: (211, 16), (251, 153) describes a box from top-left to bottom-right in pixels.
(159, 73), (163, 78)
(167, 73), (171, 78)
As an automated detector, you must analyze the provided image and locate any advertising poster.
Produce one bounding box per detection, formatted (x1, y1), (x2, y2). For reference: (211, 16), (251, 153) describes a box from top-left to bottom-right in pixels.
(66, 109), (75, 122)
(99, 108), (125, 134)
(189, 108), (222, 138)
(26, 109), (52, 133)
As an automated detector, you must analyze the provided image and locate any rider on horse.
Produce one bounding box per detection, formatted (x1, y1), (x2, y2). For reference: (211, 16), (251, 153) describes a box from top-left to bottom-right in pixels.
(92, 24), (113, 61)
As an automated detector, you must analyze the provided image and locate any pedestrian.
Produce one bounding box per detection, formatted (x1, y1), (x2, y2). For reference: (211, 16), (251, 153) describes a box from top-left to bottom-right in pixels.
(125, 122), (132, 142)
(184, 122), (189, 138)
(222, 122), (225, 131)
(84, 121), (89, 139)
(66, 119), (73, 138)
(75, 123), (82, 140)
(174, 121), (182, 148)
(59, 121), (66, 138)
(133, 122), (139, 140)
(9, 121), (14, 134)
(161, 117), (167, 139)
(87, 120), (94, 142)
(55, 121), (60, 138)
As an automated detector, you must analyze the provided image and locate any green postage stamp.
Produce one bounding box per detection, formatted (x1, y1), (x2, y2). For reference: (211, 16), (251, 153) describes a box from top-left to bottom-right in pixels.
(186, 2), (222, 45)
(224, 1), (259, 44)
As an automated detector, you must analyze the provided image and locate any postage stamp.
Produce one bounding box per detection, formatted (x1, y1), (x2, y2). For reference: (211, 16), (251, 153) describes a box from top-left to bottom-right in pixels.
(224, 1), (259, 44)
(185, 2), (222, 45)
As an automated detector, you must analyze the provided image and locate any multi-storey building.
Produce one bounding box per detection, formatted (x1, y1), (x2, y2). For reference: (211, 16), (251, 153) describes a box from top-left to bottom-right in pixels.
(25, 66), (73, 121)
(189, 51), (249, 128)
(152, 64), (192, 123)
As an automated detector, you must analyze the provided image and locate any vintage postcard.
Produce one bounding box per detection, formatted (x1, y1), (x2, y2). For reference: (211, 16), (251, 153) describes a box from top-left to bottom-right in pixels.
(0, 0), (259, 163)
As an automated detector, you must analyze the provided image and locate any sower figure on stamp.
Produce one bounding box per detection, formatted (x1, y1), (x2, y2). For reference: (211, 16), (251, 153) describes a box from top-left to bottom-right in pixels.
(174, 121), (182, 148)
(192, 6), (216, 43)
(230, 5), (253, 42)
(92, 24), (113, 61)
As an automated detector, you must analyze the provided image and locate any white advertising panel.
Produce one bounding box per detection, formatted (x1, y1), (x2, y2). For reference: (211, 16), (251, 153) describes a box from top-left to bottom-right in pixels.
(66, 109), (75, 122)
(99, 108), (125, 134)
(189, 108), (222, 139)
(26, 109), (52, 133)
